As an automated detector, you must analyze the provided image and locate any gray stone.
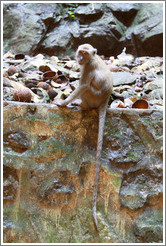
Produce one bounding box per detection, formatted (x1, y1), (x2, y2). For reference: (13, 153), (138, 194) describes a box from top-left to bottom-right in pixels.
(74, 3), (103, 23)
(123, 3), (163, 56)
(144, 78), (163, 91)
(3, 3), (163, 57)
(133, 209), (163, 243)
(106, 3), (140, 27)
(113, 72), (137, 86)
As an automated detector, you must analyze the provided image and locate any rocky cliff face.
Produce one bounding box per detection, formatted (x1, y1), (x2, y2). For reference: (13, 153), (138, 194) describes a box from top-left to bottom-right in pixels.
(3, 102), (163, 243)
(3, 2), (163, 57)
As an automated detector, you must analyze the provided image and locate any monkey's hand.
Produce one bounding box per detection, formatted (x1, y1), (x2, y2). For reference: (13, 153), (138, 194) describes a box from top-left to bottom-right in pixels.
(54, 99), (67, 107)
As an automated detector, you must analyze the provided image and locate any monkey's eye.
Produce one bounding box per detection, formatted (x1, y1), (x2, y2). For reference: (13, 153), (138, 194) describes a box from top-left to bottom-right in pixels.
(81, 51), (89, 56)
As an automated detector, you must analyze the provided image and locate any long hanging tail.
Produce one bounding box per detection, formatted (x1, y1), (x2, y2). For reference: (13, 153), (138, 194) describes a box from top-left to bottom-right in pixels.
(92, 104), (107, 233)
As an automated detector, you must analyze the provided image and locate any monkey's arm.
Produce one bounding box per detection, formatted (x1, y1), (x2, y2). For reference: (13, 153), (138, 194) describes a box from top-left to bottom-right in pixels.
(59, 84), (89, 106)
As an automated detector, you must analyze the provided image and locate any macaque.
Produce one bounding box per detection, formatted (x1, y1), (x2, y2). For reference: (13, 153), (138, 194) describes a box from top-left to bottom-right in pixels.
(56, 44), (113, 232)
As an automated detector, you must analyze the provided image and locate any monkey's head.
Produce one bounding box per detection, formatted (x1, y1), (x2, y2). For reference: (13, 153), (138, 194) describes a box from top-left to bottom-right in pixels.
(76, 44), (97, 65)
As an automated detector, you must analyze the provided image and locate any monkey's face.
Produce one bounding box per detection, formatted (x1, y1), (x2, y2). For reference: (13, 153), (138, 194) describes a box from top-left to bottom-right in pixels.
(77, 50), (90, 65)
(76, 44), (97, 65)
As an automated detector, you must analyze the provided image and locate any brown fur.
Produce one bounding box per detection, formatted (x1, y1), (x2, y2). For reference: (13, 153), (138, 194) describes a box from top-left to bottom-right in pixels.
(57, 44), (113, 232)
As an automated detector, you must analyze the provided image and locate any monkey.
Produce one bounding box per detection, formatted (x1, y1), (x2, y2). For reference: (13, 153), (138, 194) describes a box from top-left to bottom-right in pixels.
(56, 44), (113, 233)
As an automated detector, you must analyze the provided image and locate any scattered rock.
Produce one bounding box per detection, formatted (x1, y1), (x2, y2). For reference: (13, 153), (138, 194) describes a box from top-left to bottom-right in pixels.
(3, 77), (13, 87)
(3, 87), (16, 101)
(8, 65), (18, 76)
(113, 72), (137, 86)
(13, 88), (32, 102)
(3, 50), (163, 110)
(48, 89), (58, 100)
(110, 100), (126, 108)
(144, 78), (163, 91)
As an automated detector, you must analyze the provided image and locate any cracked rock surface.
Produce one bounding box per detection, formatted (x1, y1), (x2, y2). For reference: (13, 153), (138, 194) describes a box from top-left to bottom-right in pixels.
(3, 101), (163, 243)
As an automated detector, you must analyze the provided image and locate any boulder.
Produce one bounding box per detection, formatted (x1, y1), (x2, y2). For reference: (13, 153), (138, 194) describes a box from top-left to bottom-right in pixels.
(3, 3), (61, 55)
(3, 3), (163, 57)
(106, 3), (140, 27)
(123, 3), (163, 56)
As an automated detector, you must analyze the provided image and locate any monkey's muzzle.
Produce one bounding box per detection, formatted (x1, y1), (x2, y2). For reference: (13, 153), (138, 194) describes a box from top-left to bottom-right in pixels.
(78, 55), (84, 64)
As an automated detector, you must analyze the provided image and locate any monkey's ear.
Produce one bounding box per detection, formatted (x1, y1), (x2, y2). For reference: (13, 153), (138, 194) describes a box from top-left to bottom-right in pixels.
(93, 48), (97, 54)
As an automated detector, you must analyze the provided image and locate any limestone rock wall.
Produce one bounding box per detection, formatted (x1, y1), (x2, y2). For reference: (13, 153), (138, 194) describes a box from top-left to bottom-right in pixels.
(3, 101), (163, 243)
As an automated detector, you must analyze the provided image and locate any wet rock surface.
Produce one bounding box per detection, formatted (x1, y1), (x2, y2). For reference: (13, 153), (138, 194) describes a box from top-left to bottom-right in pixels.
(3, 102), (163, 243)
(3, 130), (31, 153)
(133, 209), (163, 243)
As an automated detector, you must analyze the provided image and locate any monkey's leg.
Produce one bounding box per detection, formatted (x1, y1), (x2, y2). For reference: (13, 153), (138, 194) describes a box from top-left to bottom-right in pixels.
(79, 98), (90, 110)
